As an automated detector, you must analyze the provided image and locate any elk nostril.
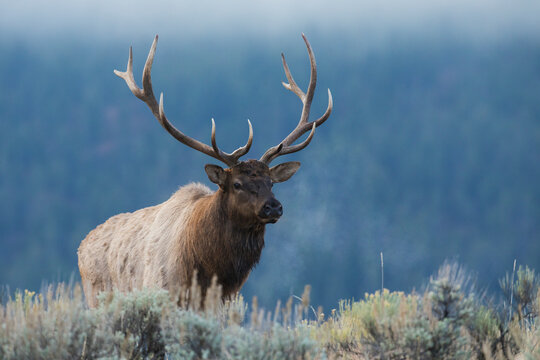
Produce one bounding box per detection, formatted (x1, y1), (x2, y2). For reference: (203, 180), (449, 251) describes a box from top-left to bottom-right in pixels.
(264, 205), (272, 216)
(277, 205), (283, 216)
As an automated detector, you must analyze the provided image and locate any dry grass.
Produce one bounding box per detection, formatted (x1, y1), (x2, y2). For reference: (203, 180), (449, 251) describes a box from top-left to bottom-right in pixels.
(0, 280), (319, 359)
(313, 263), (539, 360)
(0, 263), (538, 359)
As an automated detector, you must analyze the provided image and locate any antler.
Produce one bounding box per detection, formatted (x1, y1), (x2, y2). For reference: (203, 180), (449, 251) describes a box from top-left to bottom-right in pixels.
(114, 35), (253, 168)
(259, 34), (333, 165)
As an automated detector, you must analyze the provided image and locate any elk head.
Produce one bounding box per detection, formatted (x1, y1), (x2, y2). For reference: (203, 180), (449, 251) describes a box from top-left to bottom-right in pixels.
(114, 34), (333, 226)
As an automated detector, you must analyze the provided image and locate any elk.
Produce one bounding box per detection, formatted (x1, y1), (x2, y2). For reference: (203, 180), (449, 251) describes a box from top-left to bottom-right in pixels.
(78, 34), (332, 308)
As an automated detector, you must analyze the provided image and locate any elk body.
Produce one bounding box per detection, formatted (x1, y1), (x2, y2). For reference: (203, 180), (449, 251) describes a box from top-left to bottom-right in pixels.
(78, 35), (332, 308)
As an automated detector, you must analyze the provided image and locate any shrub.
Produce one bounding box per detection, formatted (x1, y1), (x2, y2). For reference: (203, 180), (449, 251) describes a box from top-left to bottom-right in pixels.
(1, 262), (538, 359)
(500, 265), (539, 324)
(0, 285), (94, 360)
(314, 262), (530, 360)
(0, 283), (321, 360)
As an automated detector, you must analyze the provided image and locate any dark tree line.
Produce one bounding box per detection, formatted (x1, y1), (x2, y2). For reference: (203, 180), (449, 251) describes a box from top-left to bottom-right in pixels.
(0, 35), (538, 310)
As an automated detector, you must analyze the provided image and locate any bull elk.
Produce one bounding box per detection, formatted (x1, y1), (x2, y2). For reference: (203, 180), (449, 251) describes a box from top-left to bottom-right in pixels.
(78, 34), (332, 307)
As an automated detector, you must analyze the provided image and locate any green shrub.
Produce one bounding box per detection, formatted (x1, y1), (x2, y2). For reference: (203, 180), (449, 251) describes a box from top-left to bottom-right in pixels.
(0, 283), (321, 360)
(500, 265), (539, 324)
(1, 262), (538, 359)
(314, 262), (527, 360)
(162, 310), (223, 359)
(91, 288), (172, 359)
(0, 285), (94, 360)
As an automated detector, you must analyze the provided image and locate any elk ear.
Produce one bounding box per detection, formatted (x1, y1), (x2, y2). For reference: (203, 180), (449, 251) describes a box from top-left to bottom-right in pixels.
(205, 164), (227, 187)
(269, 161), (301, 183)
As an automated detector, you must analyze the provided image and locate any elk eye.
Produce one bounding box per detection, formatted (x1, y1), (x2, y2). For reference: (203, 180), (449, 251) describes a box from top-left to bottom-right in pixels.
(233, 182), (242, 190)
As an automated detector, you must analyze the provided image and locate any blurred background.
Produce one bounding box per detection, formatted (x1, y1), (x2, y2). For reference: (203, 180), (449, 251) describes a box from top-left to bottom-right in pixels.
(0, 0), (539, 310)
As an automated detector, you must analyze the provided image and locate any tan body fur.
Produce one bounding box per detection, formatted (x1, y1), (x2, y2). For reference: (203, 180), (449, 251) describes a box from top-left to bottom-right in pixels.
(78, 182), (265, 308)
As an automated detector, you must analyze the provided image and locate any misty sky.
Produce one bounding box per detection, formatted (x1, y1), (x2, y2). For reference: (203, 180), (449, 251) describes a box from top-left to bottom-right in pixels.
(1, 0), (539, 43)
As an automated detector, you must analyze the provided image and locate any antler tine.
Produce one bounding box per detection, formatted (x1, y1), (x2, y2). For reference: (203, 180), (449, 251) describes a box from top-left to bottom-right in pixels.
(281, 53), (305, 102)
(229, 119), (254, 158)
(280, 33), (317, 125)
(260, 34), (333, 165)
(115, 35), (253, 167)
(114, 46), (144, 99)
(211, 119), (253, 166)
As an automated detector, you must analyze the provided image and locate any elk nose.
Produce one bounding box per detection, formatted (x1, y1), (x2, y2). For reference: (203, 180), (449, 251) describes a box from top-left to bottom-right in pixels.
(262, 199), (283, 218)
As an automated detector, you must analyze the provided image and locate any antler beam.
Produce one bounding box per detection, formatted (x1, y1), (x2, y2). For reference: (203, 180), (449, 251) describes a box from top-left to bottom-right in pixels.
(114, 35), (253, 167)
(259, 34), (333, 165)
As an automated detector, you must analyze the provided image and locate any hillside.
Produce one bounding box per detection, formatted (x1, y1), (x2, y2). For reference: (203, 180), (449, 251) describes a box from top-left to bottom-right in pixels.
(0, 34), (539, 309)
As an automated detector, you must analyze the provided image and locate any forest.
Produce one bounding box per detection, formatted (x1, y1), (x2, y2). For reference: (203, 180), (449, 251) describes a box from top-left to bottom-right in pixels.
(0, 32), (539, 312)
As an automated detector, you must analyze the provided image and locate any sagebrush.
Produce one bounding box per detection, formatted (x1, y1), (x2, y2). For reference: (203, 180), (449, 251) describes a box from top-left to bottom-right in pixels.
(0, 263), (538, 359)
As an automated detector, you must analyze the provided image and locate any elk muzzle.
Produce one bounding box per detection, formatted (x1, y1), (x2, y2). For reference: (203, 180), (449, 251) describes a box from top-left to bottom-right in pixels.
(258, 198), (283, 223)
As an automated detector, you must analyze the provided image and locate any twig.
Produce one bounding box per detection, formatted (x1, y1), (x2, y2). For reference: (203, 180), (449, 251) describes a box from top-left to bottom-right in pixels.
(292, 295), (318, 320)
(508, 259), (517, 323)
(380, 252), (384, 292)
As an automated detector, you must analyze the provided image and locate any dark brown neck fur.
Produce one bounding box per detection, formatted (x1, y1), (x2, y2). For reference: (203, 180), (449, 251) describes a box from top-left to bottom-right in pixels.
(183, 189), (266, 298)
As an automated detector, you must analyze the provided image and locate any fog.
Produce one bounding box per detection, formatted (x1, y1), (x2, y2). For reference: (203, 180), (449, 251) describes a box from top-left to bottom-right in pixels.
(2, 0), (539, 43)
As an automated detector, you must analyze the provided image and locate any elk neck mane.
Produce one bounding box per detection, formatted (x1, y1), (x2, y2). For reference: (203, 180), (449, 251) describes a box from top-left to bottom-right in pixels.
(161, 182), (266, 295)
